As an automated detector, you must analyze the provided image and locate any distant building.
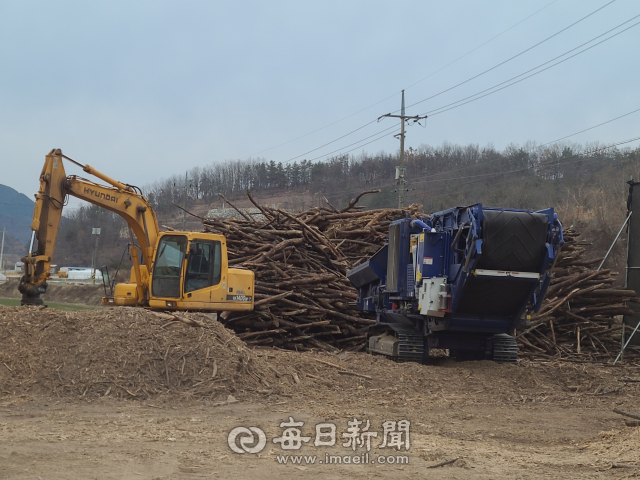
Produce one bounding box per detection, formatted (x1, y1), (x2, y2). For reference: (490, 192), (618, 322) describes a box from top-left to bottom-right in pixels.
(58, 267), (103, 281)
(14, 261), (24, 273)
(206, 207), (267, 221)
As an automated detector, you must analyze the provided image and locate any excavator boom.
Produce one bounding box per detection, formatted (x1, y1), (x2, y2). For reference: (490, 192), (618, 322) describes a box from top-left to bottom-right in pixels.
(19, 149), (159, 305)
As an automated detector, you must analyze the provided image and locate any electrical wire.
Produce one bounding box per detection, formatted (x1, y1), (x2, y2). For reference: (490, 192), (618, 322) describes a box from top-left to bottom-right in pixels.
(305, 127), (401, 162)
(402, 105), (640, 184)
(241, 105), (392, 161)
(271, 105), (428, 164)
(403, 0), (618, 111)
(421, 16), (640, 117)
(269, 106), (640, 202)
(539, 107), (640, 147)
(281, 119), (378, 163)
(297, 24), (640, 170)
(277, 1), (619, 167)
(402, 0), (561, 91)
(286, 11), (614, 167)
(239, 0), (564, 161)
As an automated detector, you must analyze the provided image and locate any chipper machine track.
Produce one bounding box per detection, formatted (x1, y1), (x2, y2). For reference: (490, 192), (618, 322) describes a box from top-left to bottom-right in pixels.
(347, 204), (563, 364)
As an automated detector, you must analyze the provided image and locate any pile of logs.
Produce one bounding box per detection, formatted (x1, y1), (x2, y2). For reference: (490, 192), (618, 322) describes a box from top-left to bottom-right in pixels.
(202, 192), (634, 360)
(516, 228), (635, 360)
(202, 191), (421, 351)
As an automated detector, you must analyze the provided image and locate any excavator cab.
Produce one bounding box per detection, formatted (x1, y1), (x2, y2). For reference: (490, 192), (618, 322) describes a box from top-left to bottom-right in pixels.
(104, 232), (254, 312)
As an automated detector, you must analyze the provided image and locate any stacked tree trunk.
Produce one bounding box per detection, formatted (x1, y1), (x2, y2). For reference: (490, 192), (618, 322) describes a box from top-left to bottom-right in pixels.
(203, 193), (635, 359)
(516, 228), (636, 360)
(202, 191), (421, 351)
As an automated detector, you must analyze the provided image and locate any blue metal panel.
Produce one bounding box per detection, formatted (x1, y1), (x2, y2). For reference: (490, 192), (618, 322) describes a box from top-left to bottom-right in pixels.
(420, 232), (446, 278)
(406, 264), (415, 294)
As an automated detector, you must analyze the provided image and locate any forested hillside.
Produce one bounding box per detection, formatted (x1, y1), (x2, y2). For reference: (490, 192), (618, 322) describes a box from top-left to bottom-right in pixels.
(143, 141), (640, 216)
(0, 184), (35, 246)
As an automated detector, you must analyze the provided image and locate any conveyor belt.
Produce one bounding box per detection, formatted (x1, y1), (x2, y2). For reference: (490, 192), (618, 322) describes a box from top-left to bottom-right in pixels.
(478, 210), (548, 272)
(457, 210), (549, 316)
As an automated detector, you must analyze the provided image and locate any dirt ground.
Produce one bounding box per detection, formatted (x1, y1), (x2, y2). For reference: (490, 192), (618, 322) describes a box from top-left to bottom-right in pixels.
(1, 305), (640, 479)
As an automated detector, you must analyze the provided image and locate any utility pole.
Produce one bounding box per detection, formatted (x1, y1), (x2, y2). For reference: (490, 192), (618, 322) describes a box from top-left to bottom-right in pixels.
(91, 227), (101, 283)
(378, 90), (427, 208)
(183, 171), (188, 231)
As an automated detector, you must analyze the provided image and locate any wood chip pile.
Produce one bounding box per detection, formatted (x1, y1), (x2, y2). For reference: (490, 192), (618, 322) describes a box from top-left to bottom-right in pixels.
(202, 191), (421, 352)
(517, 228), (636, 360)
(0, 306), (284, 399)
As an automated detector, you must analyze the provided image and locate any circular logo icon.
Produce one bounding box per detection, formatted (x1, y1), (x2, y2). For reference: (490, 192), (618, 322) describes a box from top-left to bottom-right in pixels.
(228, 426), (267, 454)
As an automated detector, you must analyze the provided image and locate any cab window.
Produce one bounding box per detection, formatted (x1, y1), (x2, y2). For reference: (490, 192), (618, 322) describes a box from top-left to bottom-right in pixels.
(185, 240), (222, 293)
(152, 235), (187, 298)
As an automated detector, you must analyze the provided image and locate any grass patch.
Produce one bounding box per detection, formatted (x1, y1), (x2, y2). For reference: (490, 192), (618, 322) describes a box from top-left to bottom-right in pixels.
(0, 298), (98, 311)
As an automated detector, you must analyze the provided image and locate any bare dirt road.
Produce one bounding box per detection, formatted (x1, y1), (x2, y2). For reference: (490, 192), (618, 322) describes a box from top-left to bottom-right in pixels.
(1, 305), (639, 479)
(2, 360), (639, 479)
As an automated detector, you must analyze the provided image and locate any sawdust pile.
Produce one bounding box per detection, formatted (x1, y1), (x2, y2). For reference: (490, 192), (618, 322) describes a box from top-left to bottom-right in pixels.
(588, 427), (640, 468)
(0, 305), (288, 400)
(2, 304), (639, 405)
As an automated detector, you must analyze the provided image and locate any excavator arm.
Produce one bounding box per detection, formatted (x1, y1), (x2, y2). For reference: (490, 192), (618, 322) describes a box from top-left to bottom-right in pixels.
(19, 149), (160, 305)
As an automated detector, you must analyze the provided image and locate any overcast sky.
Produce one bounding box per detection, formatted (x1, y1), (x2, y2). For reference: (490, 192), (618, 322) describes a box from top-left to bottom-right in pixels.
(1, 0), (639, 202)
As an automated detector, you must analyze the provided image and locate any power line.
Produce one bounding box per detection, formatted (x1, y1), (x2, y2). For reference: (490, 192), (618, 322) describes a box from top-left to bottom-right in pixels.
(277, 1), (616, 166)
(240, 0), (563, 161)
(421, 16), (640, 117)
(403, 0), (561, 91)
(306, 68), (639, 179)
(281, 119), (378, 163)
(539, 107), (640, 147)
(302, 24), (640, 171)
(306, 126), (401, 162)
(240, 103), (393, 161)
(285, 104), (640, 202)
(403, 0), (618, 111)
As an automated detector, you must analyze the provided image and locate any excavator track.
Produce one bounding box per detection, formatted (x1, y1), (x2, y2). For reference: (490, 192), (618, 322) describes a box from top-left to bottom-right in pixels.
(396, 327), (424, 363)
(367, 324), (425, 363)
(491, 334), (518, 364)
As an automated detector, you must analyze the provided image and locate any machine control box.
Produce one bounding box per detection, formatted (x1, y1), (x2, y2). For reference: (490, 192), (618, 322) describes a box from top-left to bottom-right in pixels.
(418, 276), (448, 317)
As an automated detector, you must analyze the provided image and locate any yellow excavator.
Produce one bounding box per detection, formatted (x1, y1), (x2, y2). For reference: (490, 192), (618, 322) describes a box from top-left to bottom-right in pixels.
(19, 149), (254, 312)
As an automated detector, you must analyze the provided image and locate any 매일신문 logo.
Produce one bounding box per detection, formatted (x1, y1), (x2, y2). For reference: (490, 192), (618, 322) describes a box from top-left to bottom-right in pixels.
(227, 426), (267, 454)
(228, 417), (411, 461)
